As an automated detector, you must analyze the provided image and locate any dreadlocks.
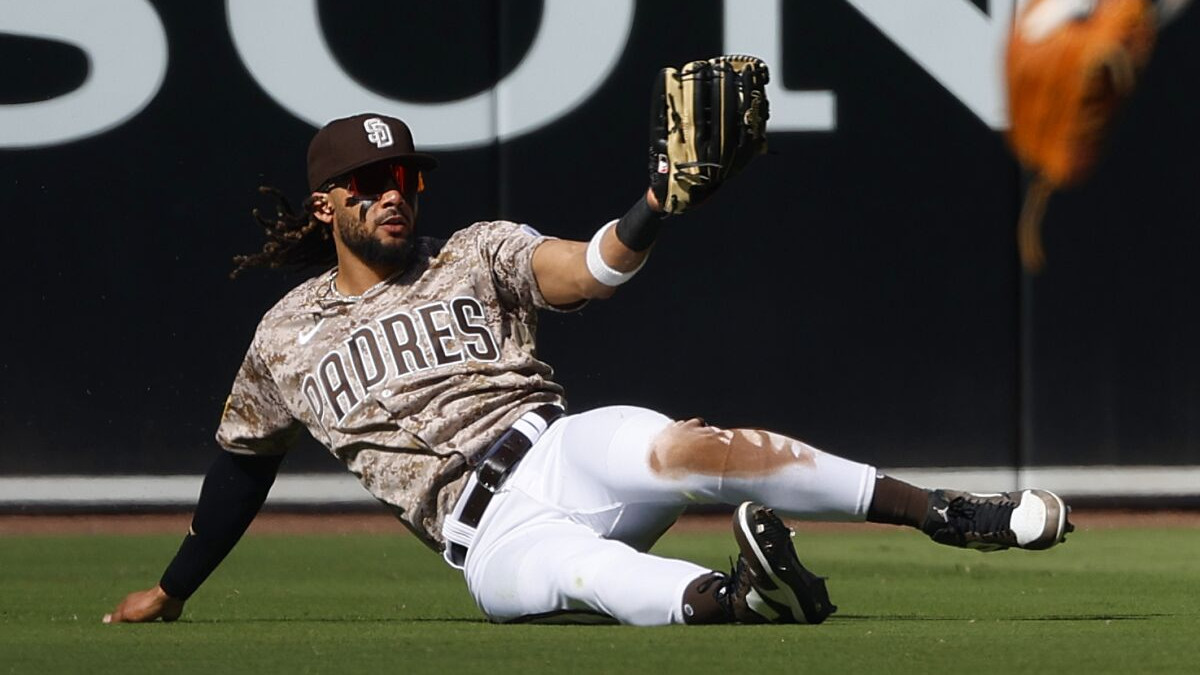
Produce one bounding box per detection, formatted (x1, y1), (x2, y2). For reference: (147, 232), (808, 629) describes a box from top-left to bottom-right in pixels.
(230, 186), (335, 279)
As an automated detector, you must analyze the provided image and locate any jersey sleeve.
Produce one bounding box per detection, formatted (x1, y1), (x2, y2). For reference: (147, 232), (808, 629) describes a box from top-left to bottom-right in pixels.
(215, 337), (303, 456)
(475, 221), (574, 311)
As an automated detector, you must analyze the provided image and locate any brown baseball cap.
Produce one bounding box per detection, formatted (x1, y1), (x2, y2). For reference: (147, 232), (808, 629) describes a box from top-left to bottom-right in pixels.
(307, 113), (438, 191)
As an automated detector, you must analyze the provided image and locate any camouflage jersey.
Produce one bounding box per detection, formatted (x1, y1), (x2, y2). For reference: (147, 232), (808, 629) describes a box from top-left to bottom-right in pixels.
(216, 221), (569, 550)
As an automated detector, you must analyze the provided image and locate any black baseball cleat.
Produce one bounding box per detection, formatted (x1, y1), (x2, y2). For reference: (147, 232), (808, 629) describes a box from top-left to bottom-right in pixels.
(922, 489), (1075, 552)
(728, 501), (836, 624)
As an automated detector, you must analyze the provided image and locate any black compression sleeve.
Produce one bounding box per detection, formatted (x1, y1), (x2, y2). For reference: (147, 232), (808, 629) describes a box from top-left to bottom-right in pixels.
(158, 451), (283, 600)
(614, 196), (668, 252)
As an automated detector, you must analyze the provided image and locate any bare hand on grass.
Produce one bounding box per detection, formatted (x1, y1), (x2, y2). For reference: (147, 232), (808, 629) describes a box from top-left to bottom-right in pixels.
(103, 585), (184, 624)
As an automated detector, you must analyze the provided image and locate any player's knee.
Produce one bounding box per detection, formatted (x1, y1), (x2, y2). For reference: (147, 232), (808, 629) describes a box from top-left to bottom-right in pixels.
(648, 419), (734, 478)
(648, 419), (815, 478)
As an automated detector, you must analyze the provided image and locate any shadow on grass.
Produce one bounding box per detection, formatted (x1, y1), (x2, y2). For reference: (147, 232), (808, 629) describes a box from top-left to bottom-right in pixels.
(180, 617), (489, 624)
(832, 613), (1169, 622)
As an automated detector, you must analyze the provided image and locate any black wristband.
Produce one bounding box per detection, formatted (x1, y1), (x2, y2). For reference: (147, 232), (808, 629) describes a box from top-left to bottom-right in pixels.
(614, 197), (667, 252)
(159, 451), (282, 600)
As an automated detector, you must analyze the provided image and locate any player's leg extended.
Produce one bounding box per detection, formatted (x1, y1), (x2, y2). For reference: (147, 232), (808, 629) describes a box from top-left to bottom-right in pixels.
(557, 406), (1072, 551)
(466, 406), (1071, 626)
(551, 406), (876, 520)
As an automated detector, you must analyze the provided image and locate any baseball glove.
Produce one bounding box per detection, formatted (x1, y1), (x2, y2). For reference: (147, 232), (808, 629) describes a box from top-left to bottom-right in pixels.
(649, 55), (770, 215)
(1005, 0), (1158, 271)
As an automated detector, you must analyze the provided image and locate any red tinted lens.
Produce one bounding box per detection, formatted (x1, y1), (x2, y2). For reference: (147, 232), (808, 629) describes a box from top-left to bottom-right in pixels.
(346, 163), (417, 197)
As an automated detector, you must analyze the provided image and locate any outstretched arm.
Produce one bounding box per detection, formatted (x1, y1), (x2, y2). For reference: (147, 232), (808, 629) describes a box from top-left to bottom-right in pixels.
(532, 54), (770, 306)
(103, 450), (283, 623)
(532, 55), (770, 306)
(531, 189), (666, 306)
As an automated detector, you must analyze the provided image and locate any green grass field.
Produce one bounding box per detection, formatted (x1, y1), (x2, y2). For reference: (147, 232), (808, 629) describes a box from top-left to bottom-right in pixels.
(2, 523), (1198, 674)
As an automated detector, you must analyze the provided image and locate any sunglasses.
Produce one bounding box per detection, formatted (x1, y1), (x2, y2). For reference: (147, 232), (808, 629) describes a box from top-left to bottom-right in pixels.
(325, 162), (425, 198)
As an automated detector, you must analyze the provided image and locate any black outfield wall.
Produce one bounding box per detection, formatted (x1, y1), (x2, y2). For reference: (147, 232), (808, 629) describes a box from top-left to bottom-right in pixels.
(1, 1), (1197, 476)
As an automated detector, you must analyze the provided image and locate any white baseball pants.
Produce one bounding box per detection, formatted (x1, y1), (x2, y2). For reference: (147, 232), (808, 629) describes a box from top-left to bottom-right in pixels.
(444, 405), (876, 625)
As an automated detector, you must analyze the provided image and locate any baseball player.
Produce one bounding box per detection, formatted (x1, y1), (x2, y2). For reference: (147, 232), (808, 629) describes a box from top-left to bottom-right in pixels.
(104, 111), (1072, 627)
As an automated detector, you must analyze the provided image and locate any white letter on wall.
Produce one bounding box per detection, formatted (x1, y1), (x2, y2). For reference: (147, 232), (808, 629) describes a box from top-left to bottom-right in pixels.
(226, 0), (634, 150)
(0, 0), (168, 148)
(724, 0), (837, 131)
(843, 0), (1017, 128)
